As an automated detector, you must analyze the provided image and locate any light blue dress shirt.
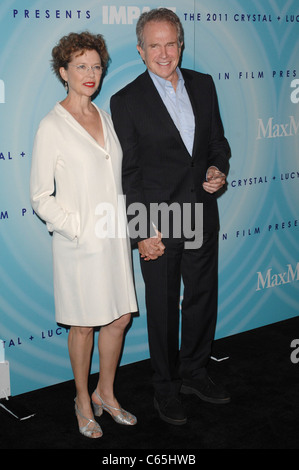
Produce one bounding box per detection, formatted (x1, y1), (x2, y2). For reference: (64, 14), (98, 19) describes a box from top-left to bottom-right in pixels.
(149, 68), (195, 156)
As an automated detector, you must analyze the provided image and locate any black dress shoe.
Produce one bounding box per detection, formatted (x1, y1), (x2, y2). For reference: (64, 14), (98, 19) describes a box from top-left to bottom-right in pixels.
(154, 395), (187, 426)
(181, 376), (231, 404)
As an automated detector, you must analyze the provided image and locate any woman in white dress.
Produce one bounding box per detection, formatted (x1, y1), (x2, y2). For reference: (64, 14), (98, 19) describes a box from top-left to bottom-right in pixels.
(30, 32), (138, 439)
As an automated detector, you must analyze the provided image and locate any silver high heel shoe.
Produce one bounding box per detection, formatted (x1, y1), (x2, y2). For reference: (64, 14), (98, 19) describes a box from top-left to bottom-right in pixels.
(92, 390), (137, 426)
(74, 398), (103, 439)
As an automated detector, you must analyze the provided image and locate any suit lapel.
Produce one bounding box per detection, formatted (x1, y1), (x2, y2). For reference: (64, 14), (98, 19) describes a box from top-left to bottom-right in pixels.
(138, 70), (202, 159)
(139, 71), (189, 150)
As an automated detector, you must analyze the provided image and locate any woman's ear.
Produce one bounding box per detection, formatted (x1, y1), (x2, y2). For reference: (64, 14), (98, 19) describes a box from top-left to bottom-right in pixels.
(59, 66), (68, 82)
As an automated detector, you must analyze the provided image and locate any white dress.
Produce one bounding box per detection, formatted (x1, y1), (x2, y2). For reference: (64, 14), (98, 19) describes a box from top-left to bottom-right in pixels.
(30, 102), (138, 326)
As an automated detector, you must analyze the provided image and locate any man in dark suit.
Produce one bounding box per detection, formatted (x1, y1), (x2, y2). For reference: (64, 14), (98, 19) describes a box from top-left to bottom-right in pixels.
(111, 9), (231, 425)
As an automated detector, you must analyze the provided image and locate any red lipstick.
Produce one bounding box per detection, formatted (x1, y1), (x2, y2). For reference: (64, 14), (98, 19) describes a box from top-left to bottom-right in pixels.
(83, 82), (96, 88)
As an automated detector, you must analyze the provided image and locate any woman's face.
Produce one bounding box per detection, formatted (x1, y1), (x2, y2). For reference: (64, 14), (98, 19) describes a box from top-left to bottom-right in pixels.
(60, 49), (103, 98)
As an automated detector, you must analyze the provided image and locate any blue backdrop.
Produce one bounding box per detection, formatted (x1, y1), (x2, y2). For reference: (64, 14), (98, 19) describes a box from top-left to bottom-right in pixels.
(0, 0), (298, 395)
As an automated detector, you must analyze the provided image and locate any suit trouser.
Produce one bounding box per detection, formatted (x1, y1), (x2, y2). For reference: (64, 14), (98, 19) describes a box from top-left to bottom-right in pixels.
(140, 231), (219, 397)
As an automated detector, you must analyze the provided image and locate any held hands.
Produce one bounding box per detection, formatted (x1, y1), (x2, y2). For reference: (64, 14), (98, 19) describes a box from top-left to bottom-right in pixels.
(203, 166), (226, 194)
(138, 230), (165, 262)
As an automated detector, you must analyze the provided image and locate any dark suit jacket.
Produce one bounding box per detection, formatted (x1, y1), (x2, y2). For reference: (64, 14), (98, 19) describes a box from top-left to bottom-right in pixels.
(110, 69), (231, 241)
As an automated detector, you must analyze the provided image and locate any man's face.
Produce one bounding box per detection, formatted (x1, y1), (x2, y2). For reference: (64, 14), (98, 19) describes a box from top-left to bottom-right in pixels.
(137, 21), (183, 87)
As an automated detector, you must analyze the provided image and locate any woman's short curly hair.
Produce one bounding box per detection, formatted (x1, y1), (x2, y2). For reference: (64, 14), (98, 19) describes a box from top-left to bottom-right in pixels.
(51, 31), (110, 85)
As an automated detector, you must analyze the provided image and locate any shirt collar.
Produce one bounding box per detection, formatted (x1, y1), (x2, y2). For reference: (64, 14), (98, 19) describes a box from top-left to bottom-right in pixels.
(148, 67), (184, 96)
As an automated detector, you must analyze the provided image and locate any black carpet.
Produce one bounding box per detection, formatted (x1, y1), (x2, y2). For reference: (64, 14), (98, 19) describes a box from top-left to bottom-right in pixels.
(1, 316), (299, 450)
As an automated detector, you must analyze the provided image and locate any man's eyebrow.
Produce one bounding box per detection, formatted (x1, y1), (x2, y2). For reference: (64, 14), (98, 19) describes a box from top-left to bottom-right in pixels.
(149, 42), (176, 47)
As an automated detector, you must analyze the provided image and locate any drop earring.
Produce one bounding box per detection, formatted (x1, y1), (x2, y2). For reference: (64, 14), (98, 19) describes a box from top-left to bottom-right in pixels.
(64, 81), (69, 93)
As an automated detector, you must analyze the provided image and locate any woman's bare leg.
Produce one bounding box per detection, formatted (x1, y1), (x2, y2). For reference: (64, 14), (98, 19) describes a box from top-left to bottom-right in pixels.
(92, 314), (131, 412)
(68, 326), (102, 438)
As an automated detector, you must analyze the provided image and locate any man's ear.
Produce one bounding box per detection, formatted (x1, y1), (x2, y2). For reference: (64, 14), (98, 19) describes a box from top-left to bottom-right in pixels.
(137, 45), (146, 62)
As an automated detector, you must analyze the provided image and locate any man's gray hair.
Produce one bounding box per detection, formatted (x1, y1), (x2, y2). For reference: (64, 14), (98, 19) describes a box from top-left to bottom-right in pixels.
(136, 8), (184, 49)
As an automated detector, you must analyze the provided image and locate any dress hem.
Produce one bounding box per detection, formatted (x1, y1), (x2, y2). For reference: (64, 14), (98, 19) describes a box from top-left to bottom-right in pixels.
(56, 309), (139, 328)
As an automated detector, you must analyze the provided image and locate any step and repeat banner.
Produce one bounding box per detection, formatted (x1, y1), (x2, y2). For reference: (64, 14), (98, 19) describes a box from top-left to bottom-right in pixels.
(0, 0), (298, 395)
